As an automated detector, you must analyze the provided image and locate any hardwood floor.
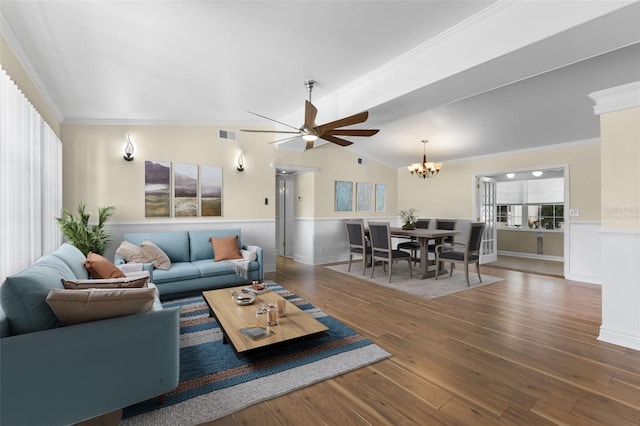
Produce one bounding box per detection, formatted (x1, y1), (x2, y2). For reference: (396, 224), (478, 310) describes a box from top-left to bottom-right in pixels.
(203, 257), (640, 425)
(490, 255), (564, 278)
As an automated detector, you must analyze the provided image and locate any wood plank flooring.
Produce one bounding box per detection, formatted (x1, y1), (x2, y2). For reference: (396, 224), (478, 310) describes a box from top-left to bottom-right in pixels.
(490, 255), (564, 278)
(202, 257), (640, 425)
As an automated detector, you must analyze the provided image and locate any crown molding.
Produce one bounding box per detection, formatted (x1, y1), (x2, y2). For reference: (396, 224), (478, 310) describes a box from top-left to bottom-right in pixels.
(0, 12), (64, 123)
(589, 81), (640, 115)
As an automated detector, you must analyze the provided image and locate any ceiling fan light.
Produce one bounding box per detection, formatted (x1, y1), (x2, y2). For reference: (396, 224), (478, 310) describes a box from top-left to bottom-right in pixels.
(302, 134), (318, 142)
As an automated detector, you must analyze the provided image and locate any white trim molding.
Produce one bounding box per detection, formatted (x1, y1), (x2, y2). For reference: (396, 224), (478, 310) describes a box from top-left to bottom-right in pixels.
(589, 81), (640, 115)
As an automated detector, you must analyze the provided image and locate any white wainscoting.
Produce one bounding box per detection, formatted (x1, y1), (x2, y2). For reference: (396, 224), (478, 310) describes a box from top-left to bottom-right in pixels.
(293, 217), (399, 265)
(598, 228), (640, 351)
(565, 221), (602, 284)
(104, 219), (276, 273)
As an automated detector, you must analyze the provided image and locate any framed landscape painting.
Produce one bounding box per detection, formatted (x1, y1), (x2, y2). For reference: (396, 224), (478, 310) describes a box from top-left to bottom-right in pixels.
(174, 163), (198, 217)
(356, 182), (372, 212)
(200, 165), (222, 216)
(375, 183), (386, 212)
(335, 181), (353, 212)
(145, 161), (171, 217)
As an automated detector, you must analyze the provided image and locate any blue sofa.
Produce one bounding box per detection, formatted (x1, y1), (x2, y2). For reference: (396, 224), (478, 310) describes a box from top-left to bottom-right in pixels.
(114, 228), (264, 296)
(0, 243), (180, 426)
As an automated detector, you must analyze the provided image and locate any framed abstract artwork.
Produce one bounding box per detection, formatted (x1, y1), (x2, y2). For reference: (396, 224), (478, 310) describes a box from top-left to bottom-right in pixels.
(356, 182), (373, 212)
(335, 181), (353, 212)
(375, 183), (386, 212)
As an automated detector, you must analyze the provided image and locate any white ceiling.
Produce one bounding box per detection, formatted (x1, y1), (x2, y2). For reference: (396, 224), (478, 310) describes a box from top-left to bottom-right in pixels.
(2, 1), (639, 169)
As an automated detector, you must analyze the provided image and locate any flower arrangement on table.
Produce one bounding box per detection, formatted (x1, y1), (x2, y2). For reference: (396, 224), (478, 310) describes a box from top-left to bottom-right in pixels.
(399, 208), (418, 230)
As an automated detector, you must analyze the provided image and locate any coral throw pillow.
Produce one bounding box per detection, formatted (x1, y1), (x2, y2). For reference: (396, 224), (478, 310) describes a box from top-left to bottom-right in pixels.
(210, 235), (242, 261)
(84, 252), (126, 279)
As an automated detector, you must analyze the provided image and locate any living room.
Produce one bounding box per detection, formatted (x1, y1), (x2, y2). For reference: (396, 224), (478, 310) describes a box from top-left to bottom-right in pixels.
(1, 1), (639, 425)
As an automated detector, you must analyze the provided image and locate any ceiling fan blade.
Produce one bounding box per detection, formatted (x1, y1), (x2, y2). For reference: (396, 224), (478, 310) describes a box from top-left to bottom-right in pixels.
(305, 100), (317, 130)
(247, 111), (300, 131)
(326, 129), (379, 137)
(319, 134), (353, 147)
(267, 135), (302, 145)
(241, 129), (301, 134)
(317, 111), (369, 134)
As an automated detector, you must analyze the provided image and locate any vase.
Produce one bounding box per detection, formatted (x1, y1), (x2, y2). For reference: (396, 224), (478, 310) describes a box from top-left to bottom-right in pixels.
(402, 224), (415, 230)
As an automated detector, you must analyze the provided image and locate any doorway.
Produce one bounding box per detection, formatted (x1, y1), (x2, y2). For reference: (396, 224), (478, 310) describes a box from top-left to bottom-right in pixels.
(276, 173), (295, 258)
(474, 166), (568, 277)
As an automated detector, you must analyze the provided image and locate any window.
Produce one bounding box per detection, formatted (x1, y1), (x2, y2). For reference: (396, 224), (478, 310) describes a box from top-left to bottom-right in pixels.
(496, 178), (565, 231)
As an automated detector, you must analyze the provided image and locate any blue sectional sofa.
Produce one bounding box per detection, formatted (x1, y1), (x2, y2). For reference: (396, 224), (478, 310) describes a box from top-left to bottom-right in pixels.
(0, 243), (180, 426)
(114, 228), (264, 296)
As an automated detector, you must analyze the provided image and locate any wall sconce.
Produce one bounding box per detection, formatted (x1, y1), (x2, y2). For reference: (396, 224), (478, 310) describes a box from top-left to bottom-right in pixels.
(237, 152), (245, 171)
(123, 134), (134, 161)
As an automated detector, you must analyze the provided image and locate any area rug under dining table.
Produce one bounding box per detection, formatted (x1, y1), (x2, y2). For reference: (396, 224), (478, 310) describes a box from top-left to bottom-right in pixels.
(326, 262), (504, 299)
(121, 283), (390, 425)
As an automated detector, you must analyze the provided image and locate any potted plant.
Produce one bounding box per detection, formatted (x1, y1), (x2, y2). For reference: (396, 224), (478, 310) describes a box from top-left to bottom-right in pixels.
(399, 208), (418, 230)
(56, 203), (115, 255)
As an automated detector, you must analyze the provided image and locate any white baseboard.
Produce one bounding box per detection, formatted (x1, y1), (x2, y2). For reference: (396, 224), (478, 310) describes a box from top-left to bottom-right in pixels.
(497, 250), (563, 262)
(599, 326), (640, 351)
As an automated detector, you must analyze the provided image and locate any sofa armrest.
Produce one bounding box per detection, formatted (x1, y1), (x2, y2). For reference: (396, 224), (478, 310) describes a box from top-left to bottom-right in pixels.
(243, 244), (264, 280)
(114, 254), (154, 276)
(0, 307), (180, 426)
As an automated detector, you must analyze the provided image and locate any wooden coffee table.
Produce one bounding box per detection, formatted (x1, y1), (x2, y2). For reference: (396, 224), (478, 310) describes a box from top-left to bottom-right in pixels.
(202, 285), (328, 354)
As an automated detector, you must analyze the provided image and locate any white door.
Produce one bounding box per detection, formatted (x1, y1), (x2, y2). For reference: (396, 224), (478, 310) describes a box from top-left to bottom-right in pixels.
(475, 176), (497, 264)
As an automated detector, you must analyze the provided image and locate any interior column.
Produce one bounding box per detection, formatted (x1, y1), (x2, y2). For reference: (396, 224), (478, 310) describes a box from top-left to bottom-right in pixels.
(589, 81), (640, 351)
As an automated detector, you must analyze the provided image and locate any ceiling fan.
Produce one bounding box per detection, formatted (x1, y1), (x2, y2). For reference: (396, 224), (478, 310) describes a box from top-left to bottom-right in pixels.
(241, 80), (379, 150)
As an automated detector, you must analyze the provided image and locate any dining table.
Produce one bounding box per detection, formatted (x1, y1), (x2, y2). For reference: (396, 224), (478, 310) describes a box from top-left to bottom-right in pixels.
(390, 227), (461, 279)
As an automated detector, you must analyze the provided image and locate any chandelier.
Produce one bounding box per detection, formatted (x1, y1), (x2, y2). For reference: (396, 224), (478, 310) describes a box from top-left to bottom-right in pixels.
(408, 139), (442, 179)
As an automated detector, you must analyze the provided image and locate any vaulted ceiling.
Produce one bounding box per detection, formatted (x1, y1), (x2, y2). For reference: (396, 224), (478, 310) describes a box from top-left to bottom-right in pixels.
(2, 1), (639, 168)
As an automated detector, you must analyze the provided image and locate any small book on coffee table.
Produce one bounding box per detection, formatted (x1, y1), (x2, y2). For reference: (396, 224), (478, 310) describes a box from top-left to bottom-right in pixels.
(239, 326), (274, 340)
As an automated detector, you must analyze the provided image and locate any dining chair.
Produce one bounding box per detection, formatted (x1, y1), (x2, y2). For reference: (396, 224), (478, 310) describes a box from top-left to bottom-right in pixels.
(435, 222), (485, 286)
(345, 219), (371, 275)
(368, 221), (412, 282)
(427, 219), (457, 253)
(396, 219), (430, 265)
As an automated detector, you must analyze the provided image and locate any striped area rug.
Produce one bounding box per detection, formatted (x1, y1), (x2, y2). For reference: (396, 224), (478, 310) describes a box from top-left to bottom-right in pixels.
(121, 283), (390, 425)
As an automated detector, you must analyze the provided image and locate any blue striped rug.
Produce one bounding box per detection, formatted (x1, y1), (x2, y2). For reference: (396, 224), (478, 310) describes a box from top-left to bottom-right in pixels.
(121, 283), (390, 425)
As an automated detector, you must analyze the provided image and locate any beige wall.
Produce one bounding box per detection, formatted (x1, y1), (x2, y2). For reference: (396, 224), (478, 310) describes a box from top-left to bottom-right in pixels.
(275, 144), (398, 218)
(600, 107), (640, 229)
(1, 36), (60, 137)
(498, 230), (564, 257)
(294, 172), (315, 218)
(397, 141), (601, 222)
(60, 124), (276, 221)
(60, 125), (399, 222)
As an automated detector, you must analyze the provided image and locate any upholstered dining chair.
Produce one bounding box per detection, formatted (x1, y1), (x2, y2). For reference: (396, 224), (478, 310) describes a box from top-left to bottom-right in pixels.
(397, 219), (430, 265)
(435, 222), (485, 286)
(368, 221), (413, 282)
(345, 219), (371, 275)
(427, 219), (457, 253)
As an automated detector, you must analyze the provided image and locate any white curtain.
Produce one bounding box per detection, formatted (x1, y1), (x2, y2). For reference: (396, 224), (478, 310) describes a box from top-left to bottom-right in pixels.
(1, 67), (62, 283)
